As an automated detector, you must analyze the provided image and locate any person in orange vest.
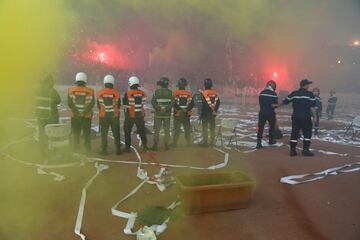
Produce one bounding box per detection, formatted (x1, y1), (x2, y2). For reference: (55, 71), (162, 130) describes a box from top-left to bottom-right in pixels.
(97, 75), (121, 155)
(200, 78), (220, 147)
(173, 78), (194, 147)
(67, 72), (95, 153)
(123, 76), (148, 152)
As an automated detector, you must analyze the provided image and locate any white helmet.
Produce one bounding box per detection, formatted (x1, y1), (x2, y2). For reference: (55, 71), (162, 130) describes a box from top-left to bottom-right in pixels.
(75, 72), (87, 83)
(104, 74), (115, 85)
(128, 76), (140, 87)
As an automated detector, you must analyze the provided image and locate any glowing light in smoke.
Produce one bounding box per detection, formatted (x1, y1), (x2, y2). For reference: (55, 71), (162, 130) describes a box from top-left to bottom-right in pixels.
(337, 60), (342, 64)
(273, 72), (278, 78)
(353, 40), (360, 46)
(77, 41), (131, 69)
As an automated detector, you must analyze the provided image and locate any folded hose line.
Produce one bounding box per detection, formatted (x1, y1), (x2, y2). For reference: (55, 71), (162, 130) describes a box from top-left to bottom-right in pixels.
(280, 162), (360, 185)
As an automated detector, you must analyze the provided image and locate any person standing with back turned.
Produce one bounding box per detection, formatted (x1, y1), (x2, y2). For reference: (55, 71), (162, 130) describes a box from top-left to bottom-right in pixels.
(283, 79), (317, 157)
(151, 77), (174, 151)
(68, 72), (95, 153)
(97, 74), (122, 155)
(173, 78), (194, 147)
(200, 78), (220, 147)
(256, 80), (278, 149)
(123, 76), (148, 153)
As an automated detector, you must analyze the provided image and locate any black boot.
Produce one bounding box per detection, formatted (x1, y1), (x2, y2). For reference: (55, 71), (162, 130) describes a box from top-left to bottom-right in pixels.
(302, 140), (314, 156)
(150, 145), (158, 151)
(256, 139), (263, 149)
(290, 142), (297, 157)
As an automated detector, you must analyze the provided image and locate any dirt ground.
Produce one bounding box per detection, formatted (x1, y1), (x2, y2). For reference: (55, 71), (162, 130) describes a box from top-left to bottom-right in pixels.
(0, 104), (359, 240)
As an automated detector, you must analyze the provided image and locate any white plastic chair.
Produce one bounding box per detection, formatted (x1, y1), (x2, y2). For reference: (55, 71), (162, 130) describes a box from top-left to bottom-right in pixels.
(216, 118), (239, 147)
(344, 116), (360, 140)
(45, 124), (71, 149)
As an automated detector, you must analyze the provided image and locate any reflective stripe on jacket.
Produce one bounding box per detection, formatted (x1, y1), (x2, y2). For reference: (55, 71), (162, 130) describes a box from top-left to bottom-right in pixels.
(124, 89), (146, 118)
(173, 89), (193, 116)
(97, 88), (121, 118)
(68, 85), (94, 118)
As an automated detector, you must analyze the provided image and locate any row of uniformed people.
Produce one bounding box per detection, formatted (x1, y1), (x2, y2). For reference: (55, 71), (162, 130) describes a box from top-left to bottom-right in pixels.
(36, 72), (220, 156)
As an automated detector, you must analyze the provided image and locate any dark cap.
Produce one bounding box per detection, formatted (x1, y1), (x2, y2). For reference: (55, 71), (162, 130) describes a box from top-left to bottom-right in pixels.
(300, 79), (312, 87)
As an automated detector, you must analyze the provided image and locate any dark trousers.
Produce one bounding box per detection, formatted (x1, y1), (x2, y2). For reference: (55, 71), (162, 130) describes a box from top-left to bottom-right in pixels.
(257, 113), (275, 143)
(326, 105), (336, 119)
(100, 117), (120, 151)
(38, 117), (59, 156)
(124, 117), (147, 148)
(202, 116), (216, 145)
(153, 117), (170, 147)
(290, 117), (312, 151)
(71, 117), (92, 152)
(314, 112), (321, 133)
(173, 115), (192, 145)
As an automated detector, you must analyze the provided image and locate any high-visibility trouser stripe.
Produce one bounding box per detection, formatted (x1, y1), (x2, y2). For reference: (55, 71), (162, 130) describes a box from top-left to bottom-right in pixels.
(179, 106), (187, 109)
(135, 104), (142, 107)
(128, 98), (135, 101)
(105, 105), (113, 109)
(75, 104), (85, 108)
(36, 106), (51, 110)
(134, 109), (142, 112)
(290, 140), (298, 143)
(304, 138), (311, 141)
(105, 109), (114, 112)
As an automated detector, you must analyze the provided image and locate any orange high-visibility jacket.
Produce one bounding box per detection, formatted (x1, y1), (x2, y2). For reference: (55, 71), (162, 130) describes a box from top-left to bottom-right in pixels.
(97, 88), (121, 118)
(124, 89), (147, 118)
(68, 85), (94, 119)
(173, 89), (193, 116)
(201, 89), (219, 112)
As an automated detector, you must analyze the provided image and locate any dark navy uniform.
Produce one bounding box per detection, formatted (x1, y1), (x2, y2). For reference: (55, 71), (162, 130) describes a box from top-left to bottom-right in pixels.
(257, 86), (278, 146)
(326, 95), (337, 120)
(283, 87), (316, 155)
(314, 95), (322, 134)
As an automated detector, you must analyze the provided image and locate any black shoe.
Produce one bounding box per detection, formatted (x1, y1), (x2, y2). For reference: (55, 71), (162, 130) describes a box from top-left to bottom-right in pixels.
(256, 143), (263, 149)
(124, 147), (131, 153)
(142, 146), (148, 152)
(269, 140), (277, 145)
(150, 145), (158, 151)
(302, 149), (314, 157)
(290, 150), (297, 157)
(314, 129), (318, 135)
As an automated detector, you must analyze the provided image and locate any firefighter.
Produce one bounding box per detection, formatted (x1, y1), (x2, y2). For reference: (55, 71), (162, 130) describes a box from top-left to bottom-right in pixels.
(123, 76), (148, 152)
(68, 72), (95, 153)
(35, 73), (61, 156)
(313, 87), (322, 135)
(151, 77), (174, 151)
(326, 89), (337, 120)
(283, 79), (317, 157)
(97, 75), (121, 155)
(200, 78), (220, 147)
(256, 80), (278, 149)
(173, 78), (194, 147)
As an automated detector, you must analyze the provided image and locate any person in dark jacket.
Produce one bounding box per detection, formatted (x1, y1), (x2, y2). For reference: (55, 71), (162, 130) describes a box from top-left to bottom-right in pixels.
(313, 87), (322, 135)
(326, 89), (337, 120)
(283, 79), (317, 157)
(256, 80), (278, 149)
(35, 73), (61, 156)
(151, 77), (174, 151)
(200, 78), (220, 147)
